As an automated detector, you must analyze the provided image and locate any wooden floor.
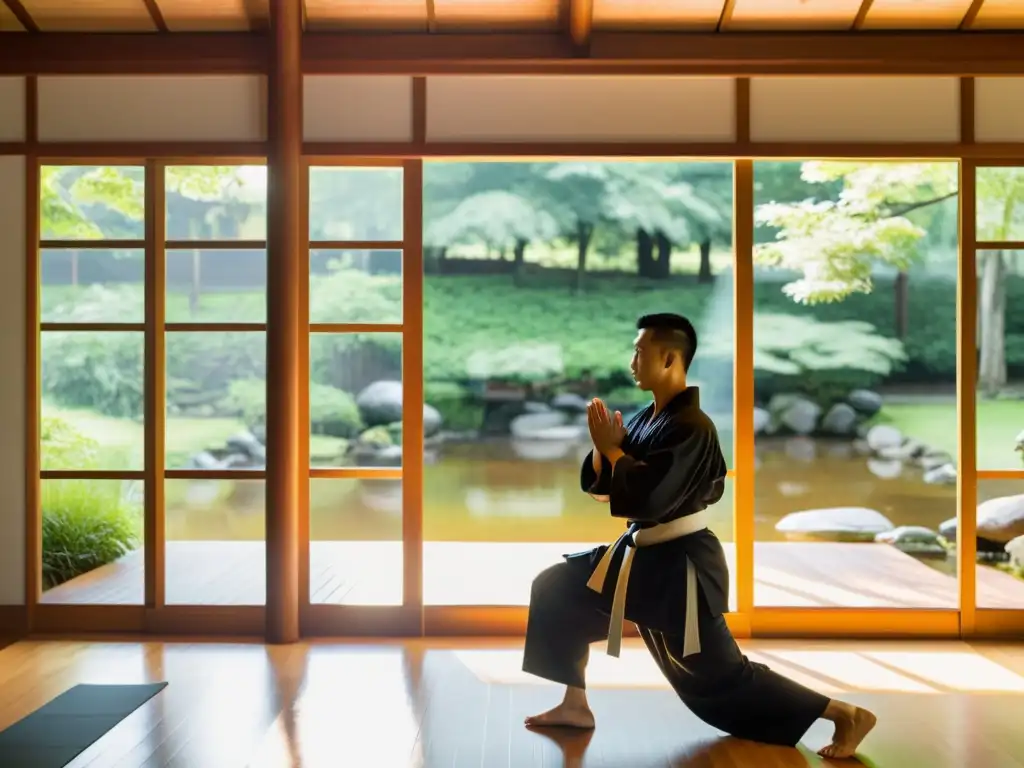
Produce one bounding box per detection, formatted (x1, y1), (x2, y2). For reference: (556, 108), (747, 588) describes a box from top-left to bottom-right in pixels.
(40, 541), (1024, 609)
(1, 638), (1024, 767)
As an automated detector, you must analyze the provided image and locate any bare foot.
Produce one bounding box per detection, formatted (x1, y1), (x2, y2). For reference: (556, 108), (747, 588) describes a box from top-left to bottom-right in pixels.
(818, 703), (877, 759)
(524, 702), (596, 730)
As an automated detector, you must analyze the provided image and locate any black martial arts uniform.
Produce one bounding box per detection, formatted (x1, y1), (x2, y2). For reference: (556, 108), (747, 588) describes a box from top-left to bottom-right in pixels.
(522, 387), (830, 747)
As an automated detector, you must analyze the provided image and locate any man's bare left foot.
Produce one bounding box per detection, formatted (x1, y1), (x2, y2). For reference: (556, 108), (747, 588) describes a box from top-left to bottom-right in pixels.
(524, 702), (596, 730)
(818, 703), (877, 759)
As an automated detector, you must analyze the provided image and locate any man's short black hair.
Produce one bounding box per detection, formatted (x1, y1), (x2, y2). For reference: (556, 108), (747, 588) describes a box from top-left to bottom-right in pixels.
(637, 313), (698, 371)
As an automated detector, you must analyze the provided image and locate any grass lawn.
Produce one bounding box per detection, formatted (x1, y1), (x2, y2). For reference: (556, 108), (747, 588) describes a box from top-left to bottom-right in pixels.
(877, 399), (1022, 469)
(44, 402), (344, 469)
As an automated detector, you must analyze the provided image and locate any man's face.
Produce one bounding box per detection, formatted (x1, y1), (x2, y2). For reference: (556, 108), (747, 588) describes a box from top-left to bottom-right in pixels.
(630, 329), (666, 391)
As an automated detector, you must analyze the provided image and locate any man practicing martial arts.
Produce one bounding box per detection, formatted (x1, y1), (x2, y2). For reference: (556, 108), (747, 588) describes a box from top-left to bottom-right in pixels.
(522, 313), (877, 760)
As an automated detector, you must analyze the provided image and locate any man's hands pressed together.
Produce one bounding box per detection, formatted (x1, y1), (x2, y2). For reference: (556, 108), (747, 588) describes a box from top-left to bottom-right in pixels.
(587, 398), (626, 465)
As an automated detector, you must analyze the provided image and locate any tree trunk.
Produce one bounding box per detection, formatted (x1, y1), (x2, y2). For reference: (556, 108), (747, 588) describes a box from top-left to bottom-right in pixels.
(574, 221), (593, 294)
(978, 251), (1007, 396)
(513, 238), (527, 287)
(698, 239), (713, 284)
(653, 230), (672, 280)
(636, 228), (655, 278)
(190, 249), (201, 317)
(894, 270), (909, 339)
(189, 220), (202, 316)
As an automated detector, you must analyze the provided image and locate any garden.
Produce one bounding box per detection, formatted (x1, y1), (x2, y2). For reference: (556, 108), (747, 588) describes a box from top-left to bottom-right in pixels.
(39, 160), (1024, 599)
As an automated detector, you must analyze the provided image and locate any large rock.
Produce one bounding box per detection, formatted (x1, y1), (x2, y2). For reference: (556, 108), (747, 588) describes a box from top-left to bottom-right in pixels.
(356, 380), (403, 426)
(877, 439), (925, 462)
(1006, 535), (1024, 569)
(776, 507), (894, 542)
(919, 451), (954, 472)
(875, 526), (948, 559)
(977, 494), (1024, 544)
(778, 396), (822, 435)
(753, 407), (771, 435)
(866, 424), (903, 452)
(423, 404), (443, 438)
(847, 389), (883, 417)
(939, 517), (958, 542)
(355, 379), (444, 436)
(923, 463), (957, 485)
(821, 403), (858, 436)
(510, 411), (586, 441)
(227, 431), (265, 462)
(938, 511), (1020, 555)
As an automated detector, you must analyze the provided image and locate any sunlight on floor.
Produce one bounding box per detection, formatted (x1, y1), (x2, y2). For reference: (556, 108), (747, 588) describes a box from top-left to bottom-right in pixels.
(451, 641), (1024, 695)
(252, 648), (422, 768)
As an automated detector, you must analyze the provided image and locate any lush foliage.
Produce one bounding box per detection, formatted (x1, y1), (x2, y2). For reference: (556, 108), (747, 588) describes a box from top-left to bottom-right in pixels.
(42, 480), (141, 589)
(755, 162), (958, 304)
(40, 417), (140, 588)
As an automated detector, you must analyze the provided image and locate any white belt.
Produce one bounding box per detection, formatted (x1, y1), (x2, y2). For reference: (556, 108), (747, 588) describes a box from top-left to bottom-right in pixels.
(586, 510), (708, 660)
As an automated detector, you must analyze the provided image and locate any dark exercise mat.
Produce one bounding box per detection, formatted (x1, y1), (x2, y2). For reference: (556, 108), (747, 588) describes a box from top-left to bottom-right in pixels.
(0, 682), (167, 768)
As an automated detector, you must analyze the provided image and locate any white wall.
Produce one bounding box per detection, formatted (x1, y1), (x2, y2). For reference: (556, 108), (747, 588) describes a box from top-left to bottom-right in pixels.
(0, 155), (25, 606)
(37, 76), (266, 142)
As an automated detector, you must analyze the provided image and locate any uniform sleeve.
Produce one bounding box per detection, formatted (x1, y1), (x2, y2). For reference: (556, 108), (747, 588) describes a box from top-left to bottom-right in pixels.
(606, 426), (726, 522)
(580, 450), (612, 495)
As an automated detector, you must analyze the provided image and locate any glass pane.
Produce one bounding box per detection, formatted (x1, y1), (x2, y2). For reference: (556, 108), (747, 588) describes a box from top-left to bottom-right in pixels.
(41, 249), (145, 323)
(39, 479), (143, 605)
(976, 167), (1024, 242)
(41, 165), (145, 241)
(310, 333), (403, 469)
(165, 165), (267, 241)
(752, 160), (959, 608)
(309, 249), (403, 324)
(309, 167), (404, 242)
(166, 332), (266, 470)
(975, 480), (1024, 609)
(165, 479), (265, 605)
(421, 160), (735, 606)
(977, 250), (1024, 470)
(41, 331), (144, 471)
(310, 479), (403, 605)
(166, 249), (267, 323)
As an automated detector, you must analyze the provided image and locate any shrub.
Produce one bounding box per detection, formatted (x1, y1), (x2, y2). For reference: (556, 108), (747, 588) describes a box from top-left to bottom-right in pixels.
(425, 380), (483, 432)
(41, 479), (141, 589)
(40, 417), (141, 588)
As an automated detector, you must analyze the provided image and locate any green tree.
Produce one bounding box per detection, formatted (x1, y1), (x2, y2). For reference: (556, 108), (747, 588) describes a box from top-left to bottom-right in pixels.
(166, 165), (260, 316)
(755, 161), (957, 303)
(426, 190), (557, 285)
(756, 161), (1024, 394)
(976, 168), (1024, 394)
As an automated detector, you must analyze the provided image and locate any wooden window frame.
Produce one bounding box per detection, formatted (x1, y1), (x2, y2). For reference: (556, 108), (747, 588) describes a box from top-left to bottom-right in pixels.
(16, 71), (1024, 640)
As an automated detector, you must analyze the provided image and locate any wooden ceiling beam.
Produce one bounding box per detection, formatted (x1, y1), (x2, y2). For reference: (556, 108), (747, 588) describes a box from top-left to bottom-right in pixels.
(568, 0), (593, 48)
(426, 0), (437, 33)
(852, 0), (876, 30)
(1, 0), (38, 32)
(140, 0), (169, 32)
(960, 0), (987, 30)
(3, 31), (1024, 76)
(717, 0), (737, 33)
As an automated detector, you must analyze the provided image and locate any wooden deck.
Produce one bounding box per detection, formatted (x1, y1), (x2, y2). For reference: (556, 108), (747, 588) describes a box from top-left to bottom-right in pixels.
(40, 541), (1024, 609)
(2, 638), (1024, 767)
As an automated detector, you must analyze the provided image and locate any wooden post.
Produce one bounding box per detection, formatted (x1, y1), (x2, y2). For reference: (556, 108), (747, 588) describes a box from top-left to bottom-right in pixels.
(266, 0), (302, 644)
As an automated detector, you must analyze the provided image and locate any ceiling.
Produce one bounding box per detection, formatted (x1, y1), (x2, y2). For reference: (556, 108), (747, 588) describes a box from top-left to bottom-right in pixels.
(0, 0), (1021, 34)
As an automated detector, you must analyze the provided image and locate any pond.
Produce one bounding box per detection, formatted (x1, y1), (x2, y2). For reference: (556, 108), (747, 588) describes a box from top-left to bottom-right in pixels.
(164, 430), (959, 563)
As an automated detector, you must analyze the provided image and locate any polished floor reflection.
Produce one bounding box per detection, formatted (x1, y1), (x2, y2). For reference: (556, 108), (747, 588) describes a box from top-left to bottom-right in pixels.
(1, 638), (1023, 767)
